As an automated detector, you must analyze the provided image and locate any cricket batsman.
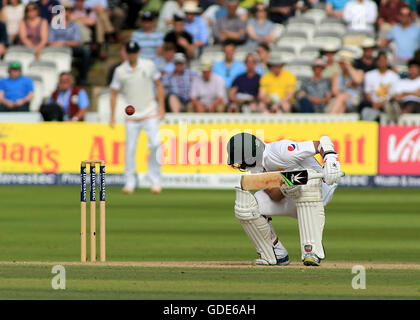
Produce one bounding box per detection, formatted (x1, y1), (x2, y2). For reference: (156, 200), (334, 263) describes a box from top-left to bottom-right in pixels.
(227, 133), (342, 266)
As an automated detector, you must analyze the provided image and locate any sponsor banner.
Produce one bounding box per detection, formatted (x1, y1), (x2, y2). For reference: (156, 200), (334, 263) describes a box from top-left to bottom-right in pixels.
(378, 125), (420, 175)
(1, 173), (419, 188)
(0, 122), (378, 175)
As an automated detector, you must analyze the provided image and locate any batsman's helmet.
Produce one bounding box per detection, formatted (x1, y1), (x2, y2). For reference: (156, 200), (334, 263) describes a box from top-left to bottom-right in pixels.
(227, 133), (265, 172)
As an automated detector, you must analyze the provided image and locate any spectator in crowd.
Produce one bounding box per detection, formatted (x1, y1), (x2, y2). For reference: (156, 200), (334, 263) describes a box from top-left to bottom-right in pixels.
(107, 0), (126, 40)
(297, 58), (332, 113)
(154, 42), (176, 75)
(36, 0), (59, 23)
(131, 11), (164, 60)
(0, 61), (33, 112)
(343, 0), (378, 33)
(268, 0), (296, 24)
(72, 0), (97, 44)
(183, 1), (209, 51)
(0, 21), (8, 56)
(2, 0), (24, 44)
(353, 37), (377, 72)
(321, 44), (341, 80)
(380, 5), (420, 61)
(259, 53), (296, 113)
(389, 59), (420, 117)
(43, 72), (90, 121)
(228, 53), (260, 112)
(326, 0), (350, 19)
(359, 51), (400, 120)
(255, 42), (270, 75)
(124, 0), (145, 29)
(329, 50), (364, 113)
(162, 53), (195, 112)
(48, 1), (90, 85)
(212, 41), (246, 88)
(246, 3), (276, 47)
(158, 0), (185, 31)
(163, 14), (194, 59)
(190, 59), (227, 112)
(18, 2), (49, 58)
(213, 0), (246, 44)
(377, 0), (406, 34)
(203, 0), (247, 26)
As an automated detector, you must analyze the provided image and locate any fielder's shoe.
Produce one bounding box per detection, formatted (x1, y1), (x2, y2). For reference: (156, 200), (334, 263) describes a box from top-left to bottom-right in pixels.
(122, 186), (135, 194)
(151, 184), (162, 194)
(303, 253), (321, 266)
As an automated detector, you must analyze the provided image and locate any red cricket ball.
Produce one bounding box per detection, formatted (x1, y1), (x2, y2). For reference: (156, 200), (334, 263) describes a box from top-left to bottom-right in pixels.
(125, 105), (135, 116)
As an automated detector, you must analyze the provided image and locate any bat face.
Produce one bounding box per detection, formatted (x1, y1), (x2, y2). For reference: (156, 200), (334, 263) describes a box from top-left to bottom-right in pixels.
(241, 170), (310, 191)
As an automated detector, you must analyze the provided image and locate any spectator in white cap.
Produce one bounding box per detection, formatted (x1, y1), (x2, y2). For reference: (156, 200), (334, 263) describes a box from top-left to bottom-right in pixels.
(297, 58), (333, 113)
(183, 1), (209, 51)
(353, 38), (377, 72)
(190, 59), (227, 112)
(321, 44), (341, 80)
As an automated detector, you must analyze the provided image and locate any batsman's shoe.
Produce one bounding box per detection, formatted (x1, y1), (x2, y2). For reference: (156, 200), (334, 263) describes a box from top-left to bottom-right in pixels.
(303, 253), (321, 266)
(122, 187), (135, 194)
(151, 184), (162, 194)
(276, 254), (290, 266)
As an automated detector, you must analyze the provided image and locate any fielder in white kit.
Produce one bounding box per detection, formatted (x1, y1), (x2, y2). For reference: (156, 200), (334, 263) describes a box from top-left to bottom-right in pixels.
(227, 133), (342, 266)
(110, 41), (165, 194)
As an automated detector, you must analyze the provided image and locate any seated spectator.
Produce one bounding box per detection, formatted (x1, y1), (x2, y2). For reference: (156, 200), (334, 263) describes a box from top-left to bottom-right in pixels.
(380, 5), (420, 61)
(107, 0), (126, 40)
(158, 0), (185, 31)
(41, 72), (89, 121)
(212, 41), (246, 88)
(190, 59), (227, 112)
(353, 37), (377, 72)
(259, 54), (296, 113)
(389, 59), (420, 118)
(0, 21), (8, 57)
(18, 2), (49, 58)
(321, 44), (341, 80)
(163, 14), (194, 59)
(203, 0), (247, 27)
(343, 0), (378, 33)
(377, 0), (406, 34)
(183, 1), (209, 51)
(297, 59), (333, 113)
(36, 0), (59, 23)
(154, 42), (176, 75)
(48, 2), (90, 85)
(214, 0), (248, 21)
(255, 42), (270, 75)
(359, 51), (400, 120)
(268, 0), (296, 24)
(329, 50), (364, 113)
(213, 0), (246, 44)
(228, 53), (260, 112)
(2, 0), (24, 44)
(131, 11), (164, 60)
(162, 53), (195, 112)
(326, 0), (350, 19)
(0, 61), (33, 112)
(71, 0), (97, 44)
(246, 3), (276, 47)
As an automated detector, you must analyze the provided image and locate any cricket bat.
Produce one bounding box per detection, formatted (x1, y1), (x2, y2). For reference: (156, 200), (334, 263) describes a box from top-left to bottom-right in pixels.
(240, 170), (345, 190)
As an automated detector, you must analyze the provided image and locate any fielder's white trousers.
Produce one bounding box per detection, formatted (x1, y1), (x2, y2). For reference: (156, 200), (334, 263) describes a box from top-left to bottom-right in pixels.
(124, 118), (161, 189)
(254, 183), (337, 218)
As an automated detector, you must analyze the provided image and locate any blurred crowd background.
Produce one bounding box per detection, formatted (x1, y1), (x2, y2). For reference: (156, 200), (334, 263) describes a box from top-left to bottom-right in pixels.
(0, 0), (419, 122)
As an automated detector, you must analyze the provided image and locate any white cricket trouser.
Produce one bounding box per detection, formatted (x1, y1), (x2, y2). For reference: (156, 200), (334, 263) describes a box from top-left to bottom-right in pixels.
(124, 118), (161, 188)
(254, 183), (337, 218)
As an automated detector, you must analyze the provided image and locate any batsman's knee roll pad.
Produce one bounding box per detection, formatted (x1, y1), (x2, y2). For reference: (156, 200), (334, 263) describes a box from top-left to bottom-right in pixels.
(234, 188), (277, 265)
(295, 169), (323, 203)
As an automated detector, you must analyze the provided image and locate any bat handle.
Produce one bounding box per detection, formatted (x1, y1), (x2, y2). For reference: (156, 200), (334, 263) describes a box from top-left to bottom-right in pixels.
(308, 171), (346, 180)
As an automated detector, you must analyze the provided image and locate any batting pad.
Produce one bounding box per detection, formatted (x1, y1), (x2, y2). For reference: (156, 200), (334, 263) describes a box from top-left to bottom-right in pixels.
(234, 188), (277, 265)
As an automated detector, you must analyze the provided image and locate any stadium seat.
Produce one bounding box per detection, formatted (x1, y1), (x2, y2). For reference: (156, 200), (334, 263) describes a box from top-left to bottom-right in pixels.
(284, 62), (313, 78)
(0, 61), (9, 77)
(200, 51), (224, 62)
(342, 30), (375, 47)
(312, 31), (342, 48)
(277, 31), (308, 54)
(299, 45), (321, 60)
(273, 23), (285, 40)
(28, 75), (44, 112)
(96, 88), (128, 123)
(341, 45), (363, 59)
(317, 20), (347, 37)
(272, 46), (296, 63)
(302, 8), (327, 25)
(3, 46), (36, 73)
(394, 61), (408, 75)
(26, 61), (58, 98)
(286, 17), (317, 40)
(40, 47), (72, 74)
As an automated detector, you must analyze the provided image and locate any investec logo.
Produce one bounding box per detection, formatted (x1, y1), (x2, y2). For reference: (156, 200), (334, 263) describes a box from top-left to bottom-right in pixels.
(388, 129), (420, 163)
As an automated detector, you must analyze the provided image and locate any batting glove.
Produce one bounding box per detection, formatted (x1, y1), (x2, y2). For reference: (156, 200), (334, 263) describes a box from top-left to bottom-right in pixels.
(323, 154), (342, 185)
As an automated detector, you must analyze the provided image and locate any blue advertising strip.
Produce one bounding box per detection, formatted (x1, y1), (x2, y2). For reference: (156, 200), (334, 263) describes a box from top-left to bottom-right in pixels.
(80, 166), (87, 202)
(90, 165), (96, 202)
(100, 165), (106, 202)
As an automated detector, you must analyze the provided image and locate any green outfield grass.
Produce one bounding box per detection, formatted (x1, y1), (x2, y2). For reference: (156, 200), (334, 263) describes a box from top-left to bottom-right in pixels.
(0, 187), (419, 299)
